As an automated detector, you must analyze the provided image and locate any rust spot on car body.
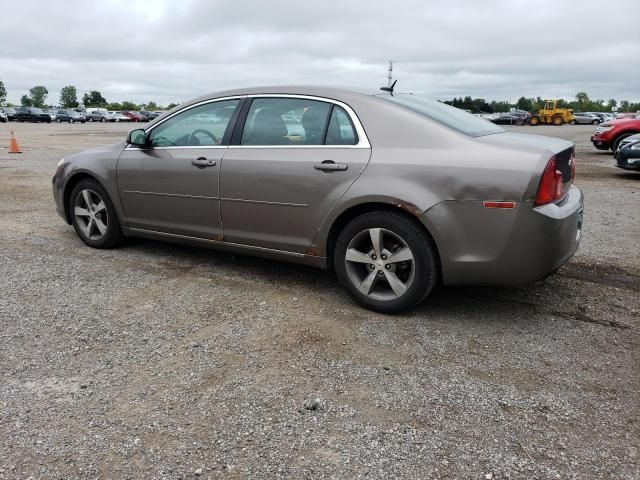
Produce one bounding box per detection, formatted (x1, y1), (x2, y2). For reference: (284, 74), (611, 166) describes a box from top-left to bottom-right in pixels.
(306, 248), (320, 257)
(396, 202), (423, 217)
(214, 234), (224, 242)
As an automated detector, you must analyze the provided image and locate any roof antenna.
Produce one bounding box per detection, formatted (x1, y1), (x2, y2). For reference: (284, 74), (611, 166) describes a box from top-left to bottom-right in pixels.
(380, 79), (397, 95)
(380, 61), (397, 94)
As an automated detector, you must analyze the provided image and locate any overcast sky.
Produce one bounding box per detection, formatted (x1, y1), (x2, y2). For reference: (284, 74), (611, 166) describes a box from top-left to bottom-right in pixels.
(1, 0), (638, 106)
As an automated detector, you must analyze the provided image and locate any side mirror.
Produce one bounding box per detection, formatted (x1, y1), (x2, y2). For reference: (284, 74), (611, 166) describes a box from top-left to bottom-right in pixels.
(127, 128), (148, 146)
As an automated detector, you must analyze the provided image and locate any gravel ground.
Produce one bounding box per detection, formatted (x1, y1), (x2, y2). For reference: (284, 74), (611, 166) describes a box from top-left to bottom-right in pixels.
(0, 122), (638, 479)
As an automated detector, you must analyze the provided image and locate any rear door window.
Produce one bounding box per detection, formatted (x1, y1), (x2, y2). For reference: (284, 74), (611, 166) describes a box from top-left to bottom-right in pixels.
(240, 98), (331, 146)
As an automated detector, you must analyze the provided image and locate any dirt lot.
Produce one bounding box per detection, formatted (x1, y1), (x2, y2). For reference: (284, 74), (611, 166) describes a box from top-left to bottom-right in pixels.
(0, 122), (638, 479)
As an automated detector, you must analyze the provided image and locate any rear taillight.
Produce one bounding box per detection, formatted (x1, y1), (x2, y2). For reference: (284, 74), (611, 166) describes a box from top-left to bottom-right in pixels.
(535, 156), (564, 206)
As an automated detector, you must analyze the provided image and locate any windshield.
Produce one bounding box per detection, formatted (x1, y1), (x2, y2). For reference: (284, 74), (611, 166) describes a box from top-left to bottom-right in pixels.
(377, 94), (505, 137)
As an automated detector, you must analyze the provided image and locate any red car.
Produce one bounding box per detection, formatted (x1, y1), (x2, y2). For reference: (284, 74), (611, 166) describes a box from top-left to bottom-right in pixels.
(591, 116), (640, 152)
(122, 111), (145, 122)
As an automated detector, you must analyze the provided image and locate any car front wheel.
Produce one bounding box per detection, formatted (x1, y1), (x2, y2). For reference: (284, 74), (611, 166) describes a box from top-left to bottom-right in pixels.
(69, 179), (124, 249)
(334, 211), (438, 314)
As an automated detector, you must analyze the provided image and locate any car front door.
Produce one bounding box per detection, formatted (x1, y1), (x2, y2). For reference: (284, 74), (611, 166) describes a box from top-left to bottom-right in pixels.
(220, 96), (371, 253)
(116, 98), (242, 240)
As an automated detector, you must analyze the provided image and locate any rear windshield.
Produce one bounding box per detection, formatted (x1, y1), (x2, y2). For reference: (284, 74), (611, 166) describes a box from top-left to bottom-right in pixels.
(378, 94), (505, 137)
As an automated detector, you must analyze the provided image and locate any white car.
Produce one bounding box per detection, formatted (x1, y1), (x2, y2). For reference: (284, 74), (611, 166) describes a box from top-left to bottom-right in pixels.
(109, 111), (131, 122)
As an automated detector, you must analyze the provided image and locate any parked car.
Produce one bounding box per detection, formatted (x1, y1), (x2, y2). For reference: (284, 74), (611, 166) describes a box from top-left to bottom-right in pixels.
(490, 113), (526, 126)
(140, 110), (163, 121)
(586, 112), (611, 123)
(55, 110), (86, 123)
(613, 113), (639, 120)
(1, 107), (17, 121)
(613, 133), (640, 171)
(52, 86), (583, 313)
(122, 111), (146, 122)
(85, 110), (116, 122)
(108, 111), (131, 122)
(45, 109), (58, 121)
(572, 112), (601, 125)
(592, 117), (640, 152)
(15, 107), (52, 123)
(0, 111), (7, 123)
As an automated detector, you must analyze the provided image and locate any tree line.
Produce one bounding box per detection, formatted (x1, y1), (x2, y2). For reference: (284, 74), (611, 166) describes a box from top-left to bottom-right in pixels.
(1, 79), (638, 114)
(0, 80), (178, 111)
(444, 92), (640, 114)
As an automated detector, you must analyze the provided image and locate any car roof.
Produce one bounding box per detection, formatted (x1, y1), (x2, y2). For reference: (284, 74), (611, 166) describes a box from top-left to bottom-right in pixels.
(181, 85), (374, 108)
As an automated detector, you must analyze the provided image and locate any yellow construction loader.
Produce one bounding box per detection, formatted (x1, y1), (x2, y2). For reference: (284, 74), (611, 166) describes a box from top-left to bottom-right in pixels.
(529, 100), (575, 126)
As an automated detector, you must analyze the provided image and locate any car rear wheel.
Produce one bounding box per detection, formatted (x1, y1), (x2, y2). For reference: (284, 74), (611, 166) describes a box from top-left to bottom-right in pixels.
(101, 117), (106, 123)
(69, 179), (124, 249)
(334, 211), (438, 314)
(592, 119), (599, 125)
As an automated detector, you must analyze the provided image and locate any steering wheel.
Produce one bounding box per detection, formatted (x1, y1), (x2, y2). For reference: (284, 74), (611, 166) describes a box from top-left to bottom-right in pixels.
(189, 129), (218, 146)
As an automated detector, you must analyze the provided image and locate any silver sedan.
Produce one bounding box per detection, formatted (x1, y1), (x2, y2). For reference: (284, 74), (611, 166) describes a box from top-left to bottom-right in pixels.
(52, 86), (584, 313)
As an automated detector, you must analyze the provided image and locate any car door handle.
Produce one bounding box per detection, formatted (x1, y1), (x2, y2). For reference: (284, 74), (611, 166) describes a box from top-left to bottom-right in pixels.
(314, 160), (348, 172)
(191, 157), (216, 168)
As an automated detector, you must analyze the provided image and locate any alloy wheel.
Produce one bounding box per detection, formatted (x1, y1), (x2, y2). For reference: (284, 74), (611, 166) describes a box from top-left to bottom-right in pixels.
(344, 228), (415, 301)
(73, 189), (109, 241)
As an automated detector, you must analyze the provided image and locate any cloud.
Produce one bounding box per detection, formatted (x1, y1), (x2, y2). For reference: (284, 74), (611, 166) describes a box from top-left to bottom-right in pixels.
(1, 0), (638, 106)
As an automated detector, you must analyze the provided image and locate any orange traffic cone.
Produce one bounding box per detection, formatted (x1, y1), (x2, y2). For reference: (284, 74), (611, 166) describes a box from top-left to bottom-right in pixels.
(9, 130), (22, 154)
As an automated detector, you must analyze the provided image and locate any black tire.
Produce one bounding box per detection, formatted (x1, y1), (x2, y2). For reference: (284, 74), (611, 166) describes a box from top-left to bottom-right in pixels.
(69, 179), (124, 249)
(56, 119), (61, 123)
(101, 117), (106, 123)
(570, 120), (576, 125)
(612, 133), (637, 152)
(89, 117), (94, 122)
(592, 119), (599, 125)
(334, 211), (438, 314)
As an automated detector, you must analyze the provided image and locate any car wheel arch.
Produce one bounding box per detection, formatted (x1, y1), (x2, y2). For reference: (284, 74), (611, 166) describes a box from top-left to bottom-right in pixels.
(62, 173), (111, 224)
(612, 131), (640, 151)
(323, 202), (442, 277)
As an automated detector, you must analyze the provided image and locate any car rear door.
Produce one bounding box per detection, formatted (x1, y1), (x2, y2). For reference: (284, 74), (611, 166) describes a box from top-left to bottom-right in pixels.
(116, 98), (242, 240)
(219, 95), (371, 254)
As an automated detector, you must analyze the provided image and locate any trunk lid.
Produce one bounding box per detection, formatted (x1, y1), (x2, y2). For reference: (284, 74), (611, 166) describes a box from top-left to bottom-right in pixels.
(476, 132), (575, 202)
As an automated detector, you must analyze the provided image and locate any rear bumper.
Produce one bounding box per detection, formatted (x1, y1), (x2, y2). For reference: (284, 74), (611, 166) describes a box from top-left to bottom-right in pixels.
(423, 186), (584, 286)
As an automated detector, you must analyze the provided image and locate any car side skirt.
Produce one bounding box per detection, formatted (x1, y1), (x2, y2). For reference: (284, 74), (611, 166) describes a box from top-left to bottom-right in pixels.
(125, 227), (327, 269)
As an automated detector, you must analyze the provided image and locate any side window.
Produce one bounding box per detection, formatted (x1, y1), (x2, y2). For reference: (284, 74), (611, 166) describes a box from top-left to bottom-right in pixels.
(148, 99), (239, 147)
(241, 98), (331, 146)
(325, 105), (358, 145)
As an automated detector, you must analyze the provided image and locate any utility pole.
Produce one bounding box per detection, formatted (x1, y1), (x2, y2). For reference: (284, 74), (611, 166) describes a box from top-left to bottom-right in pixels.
(387, 61), (394, 88)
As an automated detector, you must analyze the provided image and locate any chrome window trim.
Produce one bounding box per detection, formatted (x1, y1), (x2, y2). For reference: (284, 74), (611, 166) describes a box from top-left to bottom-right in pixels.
(124, 93), (371, 151)
(126, 145), (228, 151)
